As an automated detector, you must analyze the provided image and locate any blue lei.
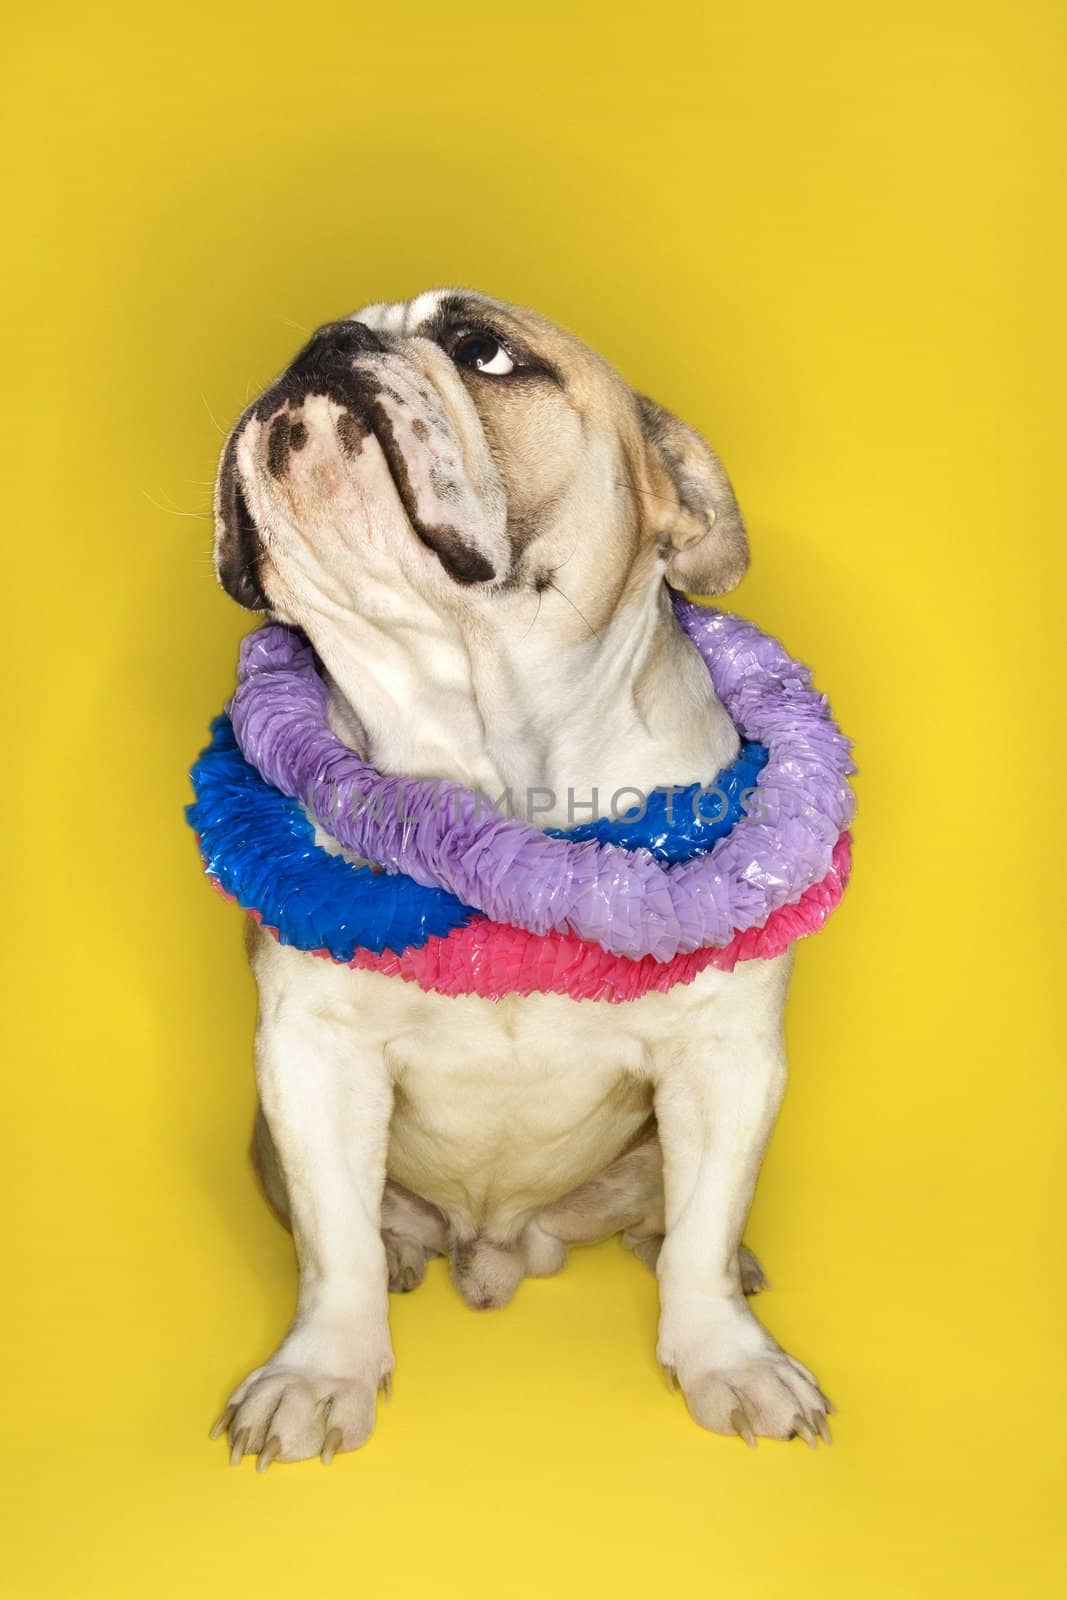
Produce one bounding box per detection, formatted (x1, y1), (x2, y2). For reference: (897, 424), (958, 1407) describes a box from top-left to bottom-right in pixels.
(187, 715), (767, 962)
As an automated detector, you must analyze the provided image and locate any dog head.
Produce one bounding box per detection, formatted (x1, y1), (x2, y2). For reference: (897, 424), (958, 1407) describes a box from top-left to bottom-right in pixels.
(214, 289), (748, 634)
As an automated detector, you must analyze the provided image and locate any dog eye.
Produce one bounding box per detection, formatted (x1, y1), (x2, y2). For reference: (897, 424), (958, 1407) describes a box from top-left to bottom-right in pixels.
(451, 334), (516, 376)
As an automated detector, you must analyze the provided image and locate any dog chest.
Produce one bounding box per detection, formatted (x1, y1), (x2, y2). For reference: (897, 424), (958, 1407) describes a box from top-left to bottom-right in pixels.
(380, 993), (655, 1228)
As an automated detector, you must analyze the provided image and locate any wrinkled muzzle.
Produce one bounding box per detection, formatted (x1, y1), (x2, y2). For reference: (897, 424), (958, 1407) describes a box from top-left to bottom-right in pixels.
(214, 319), (509, 609)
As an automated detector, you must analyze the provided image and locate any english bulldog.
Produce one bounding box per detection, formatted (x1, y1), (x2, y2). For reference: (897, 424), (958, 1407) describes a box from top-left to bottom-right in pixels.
(208, 289), (832, 1468)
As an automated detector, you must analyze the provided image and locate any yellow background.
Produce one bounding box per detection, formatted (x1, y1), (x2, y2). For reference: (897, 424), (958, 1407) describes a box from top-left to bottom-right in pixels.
(6, 3), (1065, 1595)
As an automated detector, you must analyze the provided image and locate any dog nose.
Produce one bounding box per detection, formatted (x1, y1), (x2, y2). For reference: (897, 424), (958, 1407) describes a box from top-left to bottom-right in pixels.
(251, 317), (388, 449)
(290, 319), (386, 375)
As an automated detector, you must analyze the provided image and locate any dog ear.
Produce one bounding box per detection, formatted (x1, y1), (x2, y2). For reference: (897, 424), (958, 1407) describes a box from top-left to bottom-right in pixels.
(636, 394), (749, 596)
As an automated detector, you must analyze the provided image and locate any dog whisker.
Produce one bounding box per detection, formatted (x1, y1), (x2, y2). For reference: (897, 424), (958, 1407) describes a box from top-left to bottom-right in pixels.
(545, 578), (598, 637)
(200, 393), (228, 438)
(141, 488), (213, 523)
(519, 588), (544, 642)
(546, 539), (580, 574)
(615, 477), (677, 508)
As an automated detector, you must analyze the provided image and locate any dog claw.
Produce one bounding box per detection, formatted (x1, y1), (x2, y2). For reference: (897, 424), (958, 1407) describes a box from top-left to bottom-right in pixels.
(730, 1406), (757, 1448)
(229, 1428), (249, 1467)
(793, 1415), (818, 1449)
(380, 1372), (392, 1402)
(256, 1436), (281, 1473)
(321, 1427), (343, 1465)
(663, 1365), (678, 1392)
(210, 1404), (236, 1441)
(815, 1412), (832, 1444)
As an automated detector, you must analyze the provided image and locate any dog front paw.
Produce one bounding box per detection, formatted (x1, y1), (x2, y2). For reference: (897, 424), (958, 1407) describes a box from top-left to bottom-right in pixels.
(660, 1304), (832, 1445)
(680, 1352), (831, 1444)
(213, 1345), (392, 1468)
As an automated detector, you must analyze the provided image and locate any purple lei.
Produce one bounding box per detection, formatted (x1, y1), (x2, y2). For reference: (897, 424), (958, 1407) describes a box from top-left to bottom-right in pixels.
(228, 593), (856, 962)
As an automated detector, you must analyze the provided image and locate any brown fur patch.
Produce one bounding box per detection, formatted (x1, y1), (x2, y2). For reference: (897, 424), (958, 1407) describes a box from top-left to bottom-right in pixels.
(267, 412), (291, 478)
(337, 409), (370, 456)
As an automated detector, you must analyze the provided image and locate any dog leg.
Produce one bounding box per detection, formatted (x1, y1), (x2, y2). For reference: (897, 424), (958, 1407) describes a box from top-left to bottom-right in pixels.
(538, 1131), (767, 1292)
(450, 1236), (525, 1309)
(653, 957), (831, 1444)
(250, 1121), (446, 1297)
(625, 1232), (768, 1295)
(537, 1129), (663, 1246)
(217, 993), (394, 1468)
(250, 1102), (291, 1227)
(381, 1181), (448, 1293)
